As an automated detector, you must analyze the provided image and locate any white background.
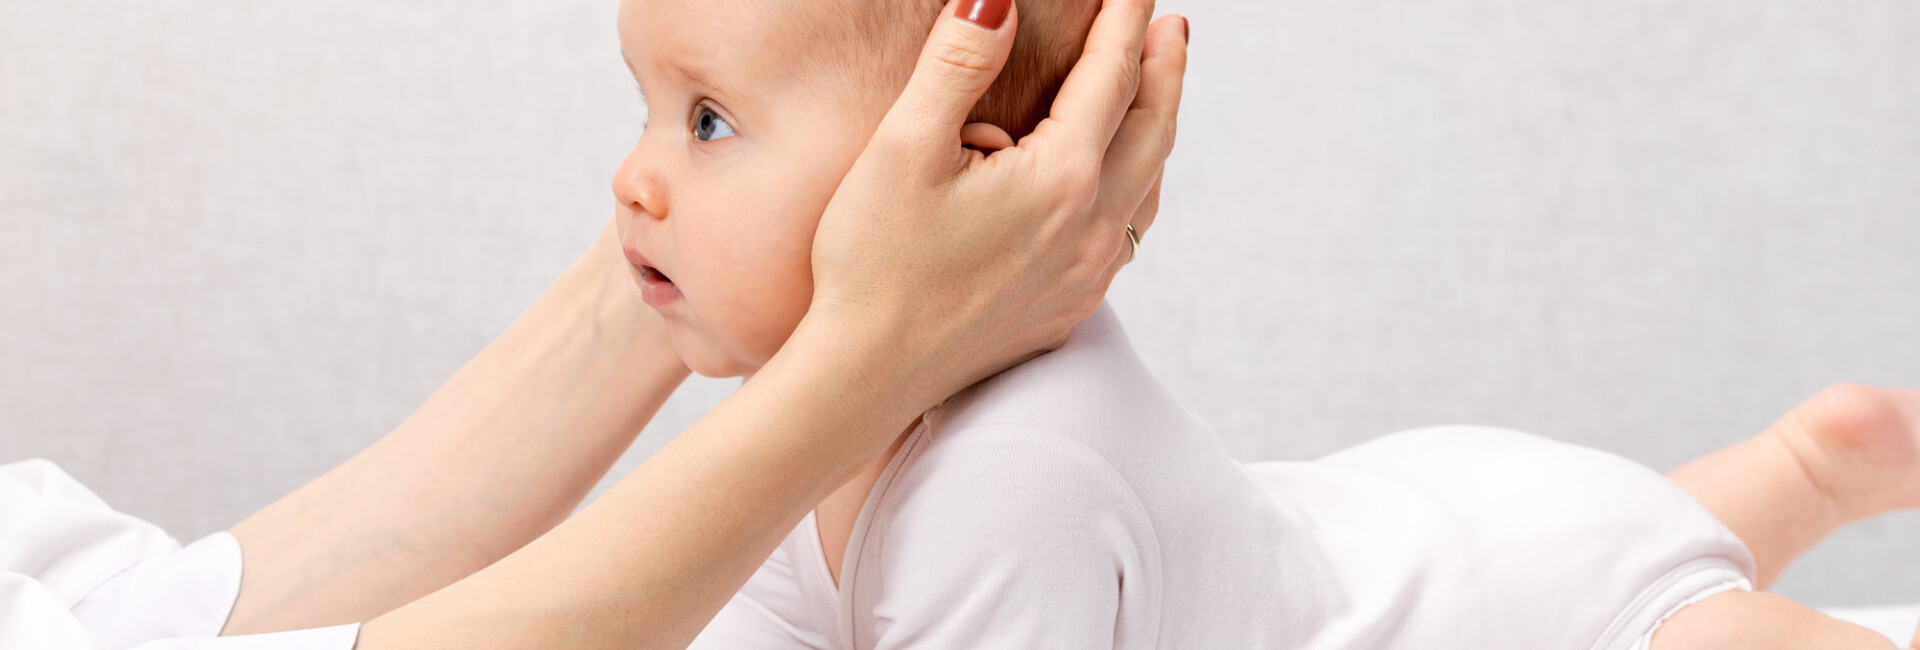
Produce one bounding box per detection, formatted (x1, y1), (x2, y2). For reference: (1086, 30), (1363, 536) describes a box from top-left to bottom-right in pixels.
(3, 0), (1917, 605)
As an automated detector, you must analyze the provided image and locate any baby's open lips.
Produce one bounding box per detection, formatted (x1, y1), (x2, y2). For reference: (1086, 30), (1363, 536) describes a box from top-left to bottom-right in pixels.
(622, 244), (682, 307)
(635, 264), (682, 307)
(639, 264), (673, 284)
(622, 245), (675, 284)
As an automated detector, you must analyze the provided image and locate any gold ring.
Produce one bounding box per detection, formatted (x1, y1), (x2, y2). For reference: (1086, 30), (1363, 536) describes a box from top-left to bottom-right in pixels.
(1123, 223), (1141, 265)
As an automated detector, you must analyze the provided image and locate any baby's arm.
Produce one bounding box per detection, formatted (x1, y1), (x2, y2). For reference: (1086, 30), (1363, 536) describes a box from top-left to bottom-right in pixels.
(1666, 383), (1920, 588)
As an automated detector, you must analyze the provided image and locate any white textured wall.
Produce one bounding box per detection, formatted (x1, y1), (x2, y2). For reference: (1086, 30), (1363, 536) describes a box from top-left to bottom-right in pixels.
(3, 0), (1917, 606)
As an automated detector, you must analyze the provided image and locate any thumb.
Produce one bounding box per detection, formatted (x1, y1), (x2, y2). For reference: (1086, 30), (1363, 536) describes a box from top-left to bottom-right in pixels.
(878, 0), (1018, 150)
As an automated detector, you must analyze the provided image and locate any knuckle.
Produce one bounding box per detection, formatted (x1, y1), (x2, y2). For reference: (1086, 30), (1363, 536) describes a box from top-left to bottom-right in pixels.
(1078, 48), (1141, 99)
(1056, 167), (1101, 214)
(1143, 35), (1187, 73)
(1076, 236), (1118, 276)
(1123, 58), (1145, 95)
(928, 39), (998, 76)
(1156, 109), (1179, 152)
(1108, 49), (1145, 94)
(1125, 105), (1176, 150)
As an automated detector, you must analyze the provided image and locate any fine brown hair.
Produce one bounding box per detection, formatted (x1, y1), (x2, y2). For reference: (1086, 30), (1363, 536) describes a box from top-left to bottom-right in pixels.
(850, 0), (1101, 139)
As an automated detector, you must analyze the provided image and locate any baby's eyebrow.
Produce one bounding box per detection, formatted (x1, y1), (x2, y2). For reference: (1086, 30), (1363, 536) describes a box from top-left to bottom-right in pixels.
(668, 61), (754, 110)
(615, 46), (753, 111)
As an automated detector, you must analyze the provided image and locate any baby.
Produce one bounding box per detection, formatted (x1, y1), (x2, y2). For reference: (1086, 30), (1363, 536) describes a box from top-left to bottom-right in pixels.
(610, 0), (1920, 647)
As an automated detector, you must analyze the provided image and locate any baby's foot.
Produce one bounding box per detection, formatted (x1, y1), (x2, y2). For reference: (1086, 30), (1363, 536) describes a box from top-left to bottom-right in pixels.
(1772, 383), (1920, 521)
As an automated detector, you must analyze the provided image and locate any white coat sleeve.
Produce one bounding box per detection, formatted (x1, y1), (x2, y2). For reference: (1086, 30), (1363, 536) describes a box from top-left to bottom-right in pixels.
(0, 459), (359, 650)
(853, 428), (1146, 650)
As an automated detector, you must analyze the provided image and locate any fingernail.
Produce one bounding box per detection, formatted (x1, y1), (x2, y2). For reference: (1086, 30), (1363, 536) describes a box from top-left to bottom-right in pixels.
(1181, 16), (1191, 43)
(954, 0), (1011, 30)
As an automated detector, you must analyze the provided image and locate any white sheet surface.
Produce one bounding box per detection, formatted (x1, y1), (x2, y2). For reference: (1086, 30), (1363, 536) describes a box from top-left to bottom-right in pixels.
(1823, 604), (1920, 645)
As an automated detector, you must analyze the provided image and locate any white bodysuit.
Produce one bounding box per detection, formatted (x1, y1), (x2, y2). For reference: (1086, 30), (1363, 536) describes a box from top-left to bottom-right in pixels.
(688, 304), (1755, 650)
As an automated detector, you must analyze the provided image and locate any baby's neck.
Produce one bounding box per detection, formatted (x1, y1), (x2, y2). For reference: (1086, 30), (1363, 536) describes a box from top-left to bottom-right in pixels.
(815, 416), (920, 588)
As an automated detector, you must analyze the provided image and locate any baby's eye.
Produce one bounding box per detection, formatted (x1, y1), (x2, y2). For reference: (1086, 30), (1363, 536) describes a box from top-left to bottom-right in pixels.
(692, 106), (736, 142)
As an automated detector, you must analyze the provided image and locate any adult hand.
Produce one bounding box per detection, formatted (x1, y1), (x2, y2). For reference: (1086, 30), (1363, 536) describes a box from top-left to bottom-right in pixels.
(805, 0), (1190, 411)
(357, 2), (1187, 648)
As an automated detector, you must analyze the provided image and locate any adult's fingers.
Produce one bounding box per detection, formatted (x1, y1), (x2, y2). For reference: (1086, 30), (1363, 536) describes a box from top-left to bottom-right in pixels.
(1092, 13), (1188, 228)
(874, 0), (1020, 159)
(960, 122), (1016, 152)
(1040, 0), (1158, 157)
(1131, 172), (1163, 240)
(1105, 170), (1161, 276)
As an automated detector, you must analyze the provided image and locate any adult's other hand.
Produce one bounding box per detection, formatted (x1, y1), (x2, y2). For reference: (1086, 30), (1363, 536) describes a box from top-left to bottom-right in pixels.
(805, 0), (1190, 411)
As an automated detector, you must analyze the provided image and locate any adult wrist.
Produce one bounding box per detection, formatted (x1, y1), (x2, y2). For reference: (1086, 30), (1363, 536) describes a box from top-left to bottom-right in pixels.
(581, 219), (686, 365)
(510, 223), (689, 426)
(781, 304), (941, 431)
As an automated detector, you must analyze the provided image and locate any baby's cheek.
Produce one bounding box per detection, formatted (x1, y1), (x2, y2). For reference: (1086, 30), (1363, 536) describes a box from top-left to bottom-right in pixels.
(724, 246), (816, 363)
(688, 227), (814, 368)
(684, 151), (840, 370)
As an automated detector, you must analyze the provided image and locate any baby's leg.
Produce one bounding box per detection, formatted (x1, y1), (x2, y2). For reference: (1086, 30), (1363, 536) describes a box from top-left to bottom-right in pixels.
(1667, 383), (1920, 588)
(1649, 589), (1910, 649)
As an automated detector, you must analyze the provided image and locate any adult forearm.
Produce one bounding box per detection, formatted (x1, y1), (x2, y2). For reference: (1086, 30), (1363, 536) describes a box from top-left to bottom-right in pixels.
(355, 316), (924, 650)
(226, 219), (690, 633)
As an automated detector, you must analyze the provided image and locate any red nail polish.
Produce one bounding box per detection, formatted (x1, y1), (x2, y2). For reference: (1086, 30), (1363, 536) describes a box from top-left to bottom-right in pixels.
(1182, 16), (1191, 42)
(954, 0), (1011, 30)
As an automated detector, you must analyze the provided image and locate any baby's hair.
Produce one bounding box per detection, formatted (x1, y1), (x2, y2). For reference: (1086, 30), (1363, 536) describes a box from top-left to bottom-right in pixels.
(848, 0), (1101, 139)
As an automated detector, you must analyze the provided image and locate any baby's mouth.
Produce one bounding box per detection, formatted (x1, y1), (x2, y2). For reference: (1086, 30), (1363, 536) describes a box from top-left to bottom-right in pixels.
(621, 243), (681, 306)
(635, 264), (682, 307)
(639, 265), (673, 284)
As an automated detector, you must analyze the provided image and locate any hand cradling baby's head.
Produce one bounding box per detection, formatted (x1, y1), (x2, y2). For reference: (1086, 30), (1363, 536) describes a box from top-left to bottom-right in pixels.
(612, 0), (1098, 377)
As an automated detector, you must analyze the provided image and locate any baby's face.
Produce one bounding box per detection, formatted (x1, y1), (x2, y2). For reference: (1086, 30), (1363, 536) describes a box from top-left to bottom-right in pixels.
(613, 0), (899, 377)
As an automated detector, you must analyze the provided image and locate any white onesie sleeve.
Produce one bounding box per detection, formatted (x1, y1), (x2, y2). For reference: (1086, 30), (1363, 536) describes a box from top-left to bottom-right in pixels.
(846, 427), (1156, 650)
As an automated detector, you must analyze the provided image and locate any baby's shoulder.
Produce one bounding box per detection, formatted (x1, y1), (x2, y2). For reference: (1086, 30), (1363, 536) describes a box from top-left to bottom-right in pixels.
(849, 422), (1159, 597)
(927, 304), (1210, 456)
(853, 420), (1162, 567)
(883, 421), (1147, 524)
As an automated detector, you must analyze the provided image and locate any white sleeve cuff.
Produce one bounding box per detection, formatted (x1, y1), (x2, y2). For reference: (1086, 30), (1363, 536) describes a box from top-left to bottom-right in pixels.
(71, 531), (245, 649)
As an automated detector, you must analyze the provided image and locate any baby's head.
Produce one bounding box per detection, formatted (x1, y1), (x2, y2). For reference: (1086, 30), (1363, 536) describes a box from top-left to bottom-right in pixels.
(613, 0), (1097, 377)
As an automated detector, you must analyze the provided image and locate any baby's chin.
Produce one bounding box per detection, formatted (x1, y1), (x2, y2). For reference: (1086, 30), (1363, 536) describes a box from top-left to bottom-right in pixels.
(665, 321), (766, 379)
